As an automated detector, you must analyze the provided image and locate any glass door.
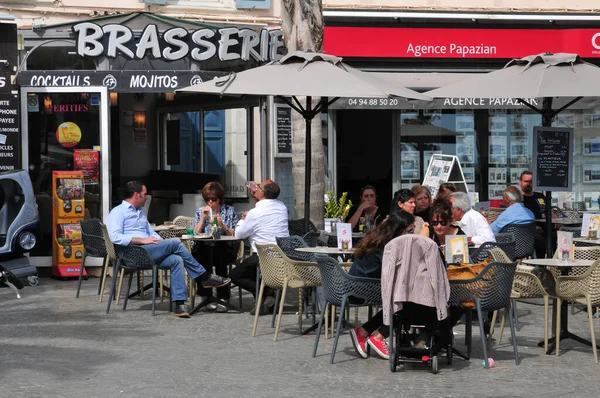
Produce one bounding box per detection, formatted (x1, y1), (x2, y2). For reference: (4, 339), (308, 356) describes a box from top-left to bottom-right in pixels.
(21, 87), (110, 255)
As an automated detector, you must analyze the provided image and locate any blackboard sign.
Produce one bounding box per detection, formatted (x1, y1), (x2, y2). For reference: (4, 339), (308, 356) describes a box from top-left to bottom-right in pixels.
(275, 104), (292, 157)
(532, 126), (573, 191)
(0, 94), (20, 171)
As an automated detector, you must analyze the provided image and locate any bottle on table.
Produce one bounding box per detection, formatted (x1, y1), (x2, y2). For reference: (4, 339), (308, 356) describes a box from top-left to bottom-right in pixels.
(358, 217), (365, 232)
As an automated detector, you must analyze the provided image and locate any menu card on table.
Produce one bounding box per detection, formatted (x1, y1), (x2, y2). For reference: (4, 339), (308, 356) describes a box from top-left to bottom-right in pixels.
(336, 223), (353, 250)
(445, 235), (468, 264)
(581, 213), (600, 239)
(557, 231), (574, 261)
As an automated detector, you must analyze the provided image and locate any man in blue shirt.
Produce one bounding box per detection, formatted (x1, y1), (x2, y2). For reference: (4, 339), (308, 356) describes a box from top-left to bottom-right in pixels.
(491, 186), (535, 233)
(107, 181), (230, 318)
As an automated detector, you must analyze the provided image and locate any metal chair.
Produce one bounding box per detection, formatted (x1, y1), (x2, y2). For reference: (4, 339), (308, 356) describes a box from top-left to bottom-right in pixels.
(560, 225), (582, 238)
(499, 222), (536, 261)
(288, 218), (318, 236)
(254, 244), (321, 341)
(76, 218), (106, 298)
(302, 231), (320, 247)
(449, 256), (519, 368)
(551, 206), (567, 218)
(470, 240), (516, 263)
(106, 245), (171, 316)
(312, 255), (382, 364)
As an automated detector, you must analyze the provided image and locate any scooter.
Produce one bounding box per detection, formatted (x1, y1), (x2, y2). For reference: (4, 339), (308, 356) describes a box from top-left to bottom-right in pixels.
(0, 263), (24, 298)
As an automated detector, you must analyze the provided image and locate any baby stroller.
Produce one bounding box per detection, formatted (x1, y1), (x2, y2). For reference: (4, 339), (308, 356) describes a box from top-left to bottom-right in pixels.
(381, 234), (452, 374)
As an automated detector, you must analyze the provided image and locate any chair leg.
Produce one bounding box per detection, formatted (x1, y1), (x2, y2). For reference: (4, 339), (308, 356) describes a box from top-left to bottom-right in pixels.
(252, 282), (266, 337)
(506, 304), (520, 365)
(488, 310), (498, 346)
(298, 288), (303, 333)
(586, 297), (598, 364)
(475, 301), (489, 368)
(465, 309), (473, 358)
(498, 310), (506, 345)
(331, 305), (336, 339)
(324, 304), (329, 340)
(274, 281), (289, 342)
(116, 269), (125, 305)
(151, 268), (158, 316)
(106, 263), (119, 314)
(556, 298), (562, 357)
(76, 253), (87, 298)
(543, 295), (549, 353)
(123, 272), (134, 311)
(512, 298), (520, 331)
(330, 296), (348, 364)
(97, 255), (107, 295)
(313, 302), (329, 358)
(159, 269), (165, 303)
(271, 289), (281, 329)
(99, 257), (110, 303)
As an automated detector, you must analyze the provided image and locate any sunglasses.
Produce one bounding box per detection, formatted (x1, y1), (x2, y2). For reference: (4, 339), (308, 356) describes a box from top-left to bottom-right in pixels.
(205, 197), (219, 202)
(430, 220), (448, 226)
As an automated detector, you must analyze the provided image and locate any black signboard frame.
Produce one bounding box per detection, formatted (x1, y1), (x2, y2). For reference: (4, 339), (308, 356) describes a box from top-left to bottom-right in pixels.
(275, 104), (292, 157)
(532, 126), (574, 192)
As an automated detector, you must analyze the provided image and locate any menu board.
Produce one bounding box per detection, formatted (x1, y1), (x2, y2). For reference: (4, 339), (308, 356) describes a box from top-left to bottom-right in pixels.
(532, 126), (573, 191)
(275, 104), (292, 157)
(0, 94), (20, 171)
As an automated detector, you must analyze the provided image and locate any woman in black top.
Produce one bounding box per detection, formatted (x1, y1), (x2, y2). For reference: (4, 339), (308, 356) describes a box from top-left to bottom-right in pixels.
(348, 211), (415, 360)
(347, 185), (385, 232)
(412, 184), (432, 223)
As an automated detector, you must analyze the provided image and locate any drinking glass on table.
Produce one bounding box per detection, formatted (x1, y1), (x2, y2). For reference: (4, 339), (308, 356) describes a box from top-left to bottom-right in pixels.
(186, 220), (195, 236)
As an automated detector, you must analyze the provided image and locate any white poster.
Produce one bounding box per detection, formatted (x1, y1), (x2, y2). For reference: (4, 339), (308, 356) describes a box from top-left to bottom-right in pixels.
(462, 167), (475, 182)
(583, 164), (600, 184)
(490, 116), (508, 133)
(510, 167), (527, 184)
(510, 136), (529, 165)
(489, 136), (507, 164)
(424, 150), (442, 170)
(455, 115), (474, 132)
(583, 112), (600, 128)
(583, 136), (600, 156)
(401, 151), (421, 180)
(488, 184), (505, 199)
(489, 167), (507, 183)
(456, 135), (474, 164)
(510, 115), (529, 132)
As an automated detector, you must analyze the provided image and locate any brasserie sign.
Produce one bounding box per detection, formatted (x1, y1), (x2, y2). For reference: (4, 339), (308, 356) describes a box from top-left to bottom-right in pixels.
(72, 22), (285, 63)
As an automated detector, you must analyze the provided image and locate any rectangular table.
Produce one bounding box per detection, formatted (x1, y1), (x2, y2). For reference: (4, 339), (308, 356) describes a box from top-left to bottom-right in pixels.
(535, 218), (582, 225)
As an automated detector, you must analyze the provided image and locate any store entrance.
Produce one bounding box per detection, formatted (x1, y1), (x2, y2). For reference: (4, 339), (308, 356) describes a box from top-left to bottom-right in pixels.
(21, 87), (110, 256)
(335, 109), (394, 215)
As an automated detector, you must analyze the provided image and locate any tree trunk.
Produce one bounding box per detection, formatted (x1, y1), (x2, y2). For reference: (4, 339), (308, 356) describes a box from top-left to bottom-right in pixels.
(281, 0), (325, 228)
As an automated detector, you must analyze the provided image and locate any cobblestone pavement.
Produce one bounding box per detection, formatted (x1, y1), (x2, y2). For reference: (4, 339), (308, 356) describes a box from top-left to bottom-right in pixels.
(1, 277), (599, 398)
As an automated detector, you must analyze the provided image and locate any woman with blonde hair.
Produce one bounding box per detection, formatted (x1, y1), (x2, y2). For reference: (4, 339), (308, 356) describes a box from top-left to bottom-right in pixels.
(411, 184), (432, 223)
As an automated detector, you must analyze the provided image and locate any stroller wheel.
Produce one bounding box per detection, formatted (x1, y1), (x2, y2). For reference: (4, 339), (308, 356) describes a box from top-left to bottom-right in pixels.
(28, 276), (39, 286)
(431, 355), (439, 374)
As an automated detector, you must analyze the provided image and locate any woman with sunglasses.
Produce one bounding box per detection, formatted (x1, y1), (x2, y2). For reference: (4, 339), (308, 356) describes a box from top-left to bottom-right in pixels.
(424, 198), (465, 247)
(348, 185), (385, 231)
(348, 210), (415, 360)
(192, 181), (240, 311)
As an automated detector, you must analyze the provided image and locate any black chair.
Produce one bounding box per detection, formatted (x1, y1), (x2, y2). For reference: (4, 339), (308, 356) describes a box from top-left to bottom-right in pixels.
(106, 245), (171, 316)
(288, 218), (318, 236)
(449, 260), (519, 368)
(560, 225), (582, 238)
(551, 206), (567, 218)
(470, 241), (516, 263)
(499, 222), (536, 260)
(276, 235), (315, 261)
(313, 256), (382, 364)
(76, 218), (106, 298)
(302, 231), (320, 247)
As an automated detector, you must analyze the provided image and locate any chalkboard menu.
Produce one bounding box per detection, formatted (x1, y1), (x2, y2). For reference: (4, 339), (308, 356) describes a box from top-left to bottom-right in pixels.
(275, 104), (292, 157)
(532, 126), (573, 191)
(0, 94), (20, 171)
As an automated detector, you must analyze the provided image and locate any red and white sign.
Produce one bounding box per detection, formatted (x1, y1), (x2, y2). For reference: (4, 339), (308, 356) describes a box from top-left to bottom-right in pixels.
(324, 26), (600, 59)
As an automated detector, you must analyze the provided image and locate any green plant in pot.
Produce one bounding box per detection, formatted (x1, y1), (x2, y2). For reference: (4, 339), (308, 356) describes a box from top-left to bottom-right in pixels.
(324, 191), (353, 231)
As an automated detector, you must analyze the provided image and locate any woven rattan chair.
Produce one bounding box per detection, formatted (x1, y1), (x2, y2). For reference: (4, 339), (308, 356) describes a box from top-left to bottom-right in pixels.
(98, 224), (118, 303)
(288, 218), (318, 236)
(500, 222), (536, 261)
(449, 255), (519, 368)
(106, 245), (171, 316)
(553, 258), (600, 363)
(312, 255), (382, 363)
(173, 215), (195, 228)
(254, 244), (322, 341)
(76, 218), (105, 298)
(487, 207), (505, 224)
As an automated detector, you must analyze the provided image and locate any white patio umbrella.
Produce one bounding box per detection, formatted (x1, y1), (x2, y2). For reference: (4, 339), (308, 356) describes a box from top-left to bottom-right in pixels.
(178, 51), (431, 232)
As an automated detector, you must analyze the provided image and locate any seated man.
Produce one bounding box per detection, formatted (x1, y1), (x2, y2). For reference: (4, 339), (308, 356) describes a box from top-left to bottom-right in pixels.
(230, 179), (289, 315)
(107, 181), (230, 318)
(491, 186), (535, 233)
(449, 192), (495, 245)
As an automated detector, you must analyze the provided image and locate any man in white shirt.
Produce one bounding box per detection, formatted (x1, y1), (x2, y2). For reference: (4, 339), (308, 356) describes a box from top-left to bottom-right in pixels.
(230, 179), (289, 314)
(449, 192), (495, 246)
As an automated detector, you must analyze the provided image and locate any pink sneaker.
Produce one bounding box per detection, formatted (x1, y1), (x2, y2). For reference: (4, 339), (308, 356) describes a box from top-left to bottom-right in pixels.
(349, 328), (368, 359)
(367, 335), (390, 360)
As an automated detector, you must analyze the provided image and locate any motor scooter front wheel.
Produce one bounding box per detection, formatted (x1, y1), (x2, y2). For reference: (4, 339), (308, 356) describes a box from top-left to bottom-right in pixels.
(28, 276), (39, 286)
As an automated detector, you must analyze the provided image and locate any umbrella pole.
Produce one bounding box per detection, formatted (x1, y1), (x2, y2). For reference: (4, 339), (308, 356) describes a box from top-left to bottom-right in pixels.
(304, 96), (312, 234)
(543, 97), (553, 259)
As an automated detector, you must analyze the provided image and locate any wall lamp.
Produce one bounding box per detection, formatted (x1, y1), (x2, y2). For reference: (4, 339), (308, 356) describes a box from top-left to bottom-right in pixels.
(133, 110), (146, 128)
(110, 92), (118, 107)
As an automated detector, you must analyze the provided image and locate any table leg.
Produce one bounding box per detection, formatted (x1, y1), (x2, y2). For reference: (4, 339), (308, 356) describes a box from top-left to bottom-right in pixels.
(538, 301), (594, 354)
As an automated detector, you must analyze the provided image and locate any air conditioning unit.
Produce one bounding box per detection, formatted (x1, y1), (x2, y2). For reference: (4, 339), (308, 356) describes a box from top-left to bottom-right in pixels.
(140, 0), (168, 5)
(236, 0), (271, 9)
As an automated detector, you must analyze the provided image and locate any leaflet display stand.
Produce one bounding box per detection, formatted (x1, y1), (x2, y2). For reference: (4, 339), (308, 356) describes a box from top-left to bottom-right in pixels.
(51, 171), (86, 278)
(422, 154), (469, 198)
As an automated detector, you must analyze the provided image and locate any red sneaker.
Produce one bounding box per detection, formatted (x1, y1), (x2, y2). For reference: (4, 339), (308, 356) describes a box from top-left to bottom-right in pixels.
(349, 328), (368, 359)
(367, 335), (390, 360)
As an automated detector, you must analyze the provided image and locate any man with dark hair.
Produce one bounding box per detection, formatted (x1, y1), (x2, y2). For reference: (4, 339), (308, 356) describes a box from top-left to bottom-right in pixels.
(519, 170), (548, 257)
(231, 179), (289, 315)
(107, 181), (230, 318)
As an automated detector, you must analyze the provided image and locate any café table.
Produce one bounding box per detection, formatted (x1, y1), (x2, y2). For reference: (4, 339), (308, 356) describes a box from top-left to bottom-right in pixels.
(535, 218), (583, 225)
(324, 231), (365, 239)
(522, 258), (594, 354)
(181, 234), (243, 315)
(295, 246), (356, 262)
(574, 237), (600, 245)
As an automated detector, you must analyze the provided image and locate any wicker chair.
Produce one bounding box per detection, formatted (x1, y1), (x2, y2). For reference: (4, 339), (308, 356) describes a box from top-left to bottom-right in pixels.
(553, 258), (600, 363)
(76, 218), (105, 298)
(499, 222), (536, 261)
(99, 223), (118, 303)
(106, 245), (171, 316)
(254, 244), (322, 341)
(313, 255), (382, 364)
(449, 254), (519, 368)
(487, 208), (505, 224)
(288, 218), (318, 236)
(173, 215), (195, 228)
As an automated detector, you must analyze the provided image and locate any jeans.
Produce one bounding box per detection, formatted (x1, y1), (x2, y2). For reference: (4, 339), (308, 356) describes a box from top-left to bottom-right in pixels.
(143, 238), (207, 302)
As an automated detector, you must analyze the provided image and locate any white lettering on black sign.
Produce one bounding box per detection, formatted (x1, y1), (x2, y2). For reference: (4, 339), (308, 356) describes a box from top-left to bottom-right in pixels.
(533, 126), (573, 191)
(0, 94), (19, 169)
(72, 22), (285, 63)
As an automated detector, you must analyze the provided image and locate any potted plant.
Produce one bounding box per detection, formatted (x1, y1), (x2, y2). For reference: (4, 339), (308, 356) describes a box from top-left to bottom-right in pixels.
(324, 190), (353, 232)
